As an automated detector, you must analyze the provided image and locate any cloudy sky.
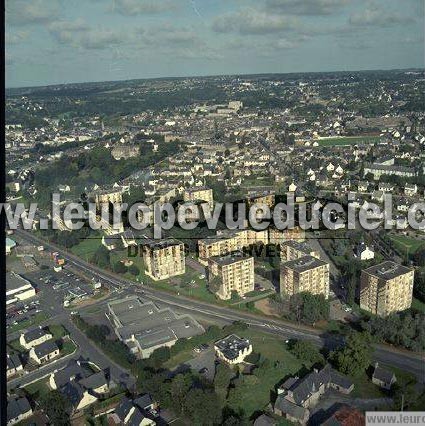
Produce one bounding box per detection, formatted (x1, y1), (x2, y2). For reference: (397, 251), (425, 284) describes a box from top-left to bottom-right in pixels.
(6, 0), (425, 87)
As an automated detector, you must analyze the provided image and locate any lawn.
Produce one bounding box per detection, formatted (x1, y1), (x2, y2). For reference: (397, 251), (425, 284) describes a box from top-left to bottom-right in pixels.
(7, 311), (49, 333)
(226, 330), (305, 417)
(60, 338), (77, 356)
(317, 136), (381, 146)
(388, 235), (425, 256)
(49, 324), (68, 340)
(164, 348), (195, 370)
(71, 233), (102, 260)
(24, 378), (50, 399)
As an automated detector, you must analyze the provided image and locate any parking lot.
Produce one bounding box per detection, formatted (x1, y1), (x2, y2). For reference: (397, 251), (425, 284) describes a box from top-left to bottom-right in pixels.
(24, 269), (96, 308)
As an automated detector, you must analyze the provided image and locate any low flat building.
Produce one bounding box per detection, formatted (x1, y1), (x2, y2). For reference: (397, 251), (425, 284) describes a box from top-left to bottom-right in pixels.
(108, 297), (204, 359)
(6, 272), (36, 305)
(214, 334), (252, 364)
(360, 261), (414, 316)
(280, 255), (330, 299)
(208, 251), (254, 300)
(142, 239), (185, 281)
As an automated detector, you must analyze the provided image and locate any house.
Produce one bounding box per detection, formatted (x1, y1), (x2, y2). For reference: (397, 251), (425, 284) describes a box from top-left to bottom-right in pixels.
(79, 370), (110, 396)
(322, 405), (365, 425)
(253, 414), (277, 426)
(102, 235), (117, 251)
(29, 340), (60, 365)
(404, 183), (418, 196)
(6, 353), (23, 379)
(58, 184), (71, 193)
(6, 238), (16, 255)
(7, 396), (33, 426)
(60, 380), (98, 412)
(19, 327), (53, 349)
(372, 362), (397, 390)
(371, 190), (384, 203)
(357, 181), (369, 192)
(120, 230), (137, 248)
(273, 365), (354, 424)
(355, 242), (375, 261)
(378, 182), (395, 192)
(214, 334), (252, 364)
(110, 396), (156, 425)
(49, 359), (93, 389)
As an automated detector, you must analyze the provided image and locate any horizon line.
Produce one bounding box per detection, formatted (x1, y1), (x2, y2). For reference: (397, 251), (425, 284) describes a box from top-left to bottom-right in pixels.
(6, 66), (425, 91)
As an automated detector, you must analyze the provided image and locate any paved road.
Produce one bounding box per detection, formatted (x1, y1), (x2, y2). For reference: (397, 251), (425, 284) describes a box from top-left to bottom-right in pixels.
(14, 230), (425, 384)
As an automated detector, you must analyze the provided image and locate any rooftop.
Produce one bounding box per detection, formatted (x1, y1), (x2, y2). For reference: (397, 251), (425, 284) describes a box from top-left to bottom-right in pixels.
(363, 261), (413, 280)
(283, 255), (328, 273)
(215, 334), (251, 360)
(209, 251), (252, 266)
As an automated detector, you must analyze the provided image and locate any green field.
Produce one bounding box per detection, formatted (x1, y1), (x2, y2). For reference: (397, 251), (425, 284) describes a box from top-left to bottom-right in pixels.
(70, 233), (102, 260)
(317, 136), (381, 146)
(7, 311), (49, 333)
(389, 235), (425, 256)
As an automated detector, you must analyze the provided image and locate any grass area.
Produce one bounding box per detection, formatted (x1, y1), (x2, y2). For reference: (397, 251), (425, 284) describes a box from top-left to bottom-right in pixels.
(317, 135), (381, 146)
(24, 379), (50, 399)
(49, 324), (68, 340)
(7, 311), (49, 333)
(8, 339), (26, 354)
(226, 330), (305, 417)
(350, 373), (386, 399)
(388, 235), (425, 256)
(60, 338), (77, 356)
(164, 348), (195, 370)
(411, 298), (425, 314)
(70, 233), (102, 260)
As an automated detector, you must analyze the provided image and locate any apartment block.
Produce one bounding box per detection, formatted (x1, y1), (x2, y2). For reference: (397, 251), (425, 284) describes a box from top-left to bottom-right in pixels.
(142, 239), (185, 281)
(208, 252), (254, 300)
(269, 226), (306, 245)
(280, 240), (320, 262)
(183, 186), (214, 210)
(246, 191), (275, 208)
(360, 261), (414, 316)
(92, 189), (123, 209)
(280, 255), (330, 299)
(198, 229), (268, 265)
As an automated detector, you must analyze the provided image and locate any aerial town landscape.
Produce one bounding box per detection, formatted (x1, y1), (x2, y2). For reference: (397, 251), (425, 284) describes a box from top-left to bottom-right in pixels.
(4, 1), (425, 425)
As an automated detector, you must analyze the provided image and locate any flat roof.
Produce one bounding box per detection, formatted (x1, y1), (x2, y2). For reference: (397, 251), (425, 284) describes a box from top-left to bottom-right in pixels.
(283, 255), (328, 272)
(142, 238), (183, 250)
(363, 261), (413, 280)
(108, 297), (204, 350)
(209, 251), (252, 266)
(6, 273), (32, 292)
(215, 334), (250, 360)
(281, 240), (313, 253)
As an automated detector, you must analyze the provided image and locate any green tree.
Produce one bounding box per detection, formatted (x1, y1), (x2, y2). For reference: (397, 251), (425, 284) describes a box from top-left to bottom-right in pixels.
(214, 363), (233, 401)
(183, 388), (222, 425)
(39, 390), (71, 425)
(331, 332), (372, 376)
(91, 246), (110, 269)
(128, 264), (140, 276)
(170, 373), (193, 414)
(113, 261), (127, 274)
(289, 340), (325, 365)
